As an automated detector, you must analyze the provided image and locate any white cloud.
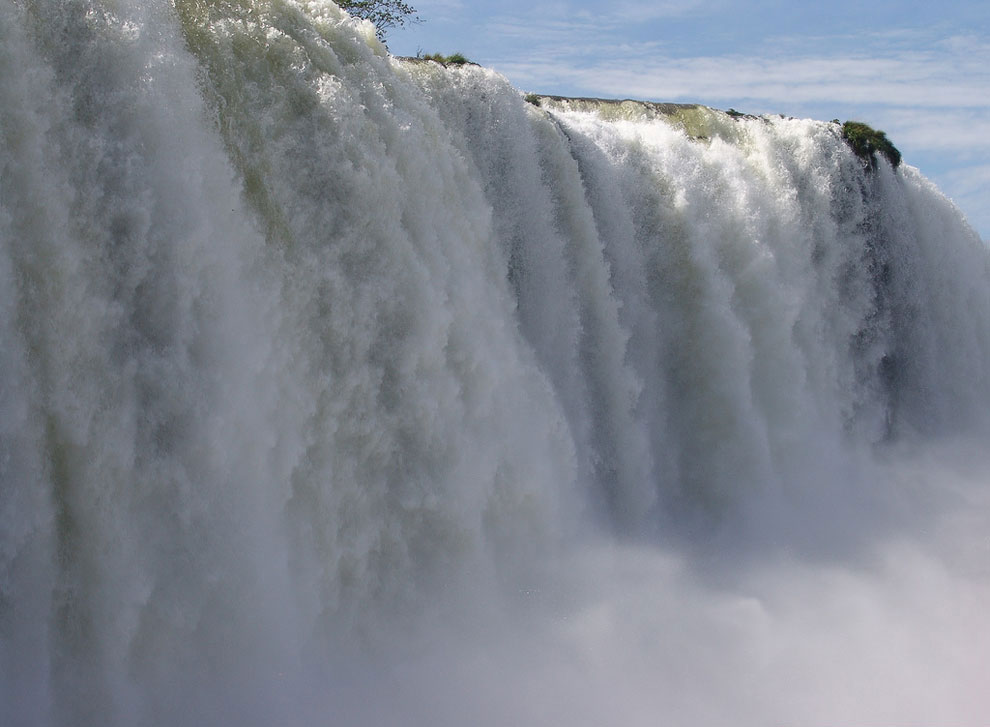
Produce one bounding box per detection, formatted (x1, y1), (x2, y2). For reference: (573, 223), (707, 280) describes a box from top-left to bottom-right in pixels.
(886, 110), (990, 155)
(608, 0), (716, 22)
(496, 49), (990, 111)
(479, 15), (990, 110)
(406, 0), (464, 23)
(413, 0), (464, 9)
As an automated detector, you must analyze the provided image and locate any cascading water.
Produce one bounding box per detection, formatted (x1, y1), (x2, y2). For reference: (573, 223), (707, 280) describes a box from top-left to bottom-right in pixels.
(2, 1), (988, 725)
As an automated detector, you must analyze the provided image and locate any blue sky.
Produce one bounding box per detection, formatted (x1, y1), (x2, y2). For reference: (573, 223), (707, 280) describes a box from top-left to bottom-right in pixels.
(385, 0), (990, 240)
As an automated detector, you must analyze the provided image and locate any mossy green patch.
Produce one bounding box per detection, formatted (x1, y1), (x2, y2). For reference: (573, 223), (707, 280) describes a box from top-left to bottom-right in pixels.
(841, 121), (901, 169)
(417, 52), (472, 65)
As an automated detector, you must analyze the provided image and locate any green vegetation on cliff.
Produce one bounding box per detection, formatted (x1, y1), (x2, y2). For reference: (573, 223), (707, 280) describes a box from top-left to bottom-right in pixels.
(417, 52), (472, 65)
(841, 121), (902, 169)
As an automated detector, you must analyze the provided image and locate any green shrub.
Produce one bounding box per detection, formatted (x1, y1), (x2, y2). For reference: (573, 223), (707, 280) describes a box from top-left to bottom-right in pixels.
(524, 93), (541, 106)
(418, 51), (472, 65)
(841, 121), (901, 168)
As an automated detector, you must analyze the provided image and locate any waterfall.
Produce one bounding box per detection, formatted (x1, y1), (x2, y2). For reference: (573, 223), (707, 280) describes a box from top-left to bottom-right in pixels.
(2, 1), (989, 725)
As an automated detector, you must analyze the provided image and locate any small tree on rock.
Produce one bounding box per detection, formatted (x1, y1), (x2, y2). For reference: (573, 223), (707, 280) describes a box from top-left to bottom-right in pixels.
(338, 0), (420, 41)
